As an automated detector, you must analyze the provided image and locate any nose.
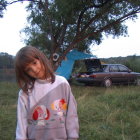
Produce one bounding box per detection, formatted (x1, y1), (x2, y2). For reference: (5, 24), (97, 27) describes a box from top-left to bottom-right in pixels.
(31, 65), (38, 73)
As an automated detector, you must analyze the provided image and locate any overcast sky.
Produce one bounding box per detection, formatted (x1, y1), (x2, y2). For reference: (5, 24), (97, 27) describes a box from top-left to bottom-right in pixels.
(91, 17), (140, 58)
(0, 2), (28, 55)
(0, 2), (140, 58)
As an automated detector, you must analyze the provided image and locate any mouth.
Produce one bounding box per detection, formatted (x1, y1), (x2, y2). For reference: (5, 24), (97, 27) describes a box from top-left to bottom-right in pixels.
(36, 70), (45, 79)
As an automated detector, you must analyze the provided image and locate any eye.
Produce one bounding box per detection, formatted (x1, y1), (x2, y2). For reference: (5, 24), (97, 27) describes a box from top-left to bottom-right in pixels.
(33, 60), (37, 65)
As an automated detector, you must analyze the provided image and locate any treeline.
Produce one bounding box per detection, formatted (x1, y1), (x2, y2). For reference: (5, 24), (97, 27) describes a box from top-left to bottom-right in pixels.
(0, 52), (14, 69)
(0, 52), (140, 73)
(0, 52), (15, 82)
(101, 55), (140, 72)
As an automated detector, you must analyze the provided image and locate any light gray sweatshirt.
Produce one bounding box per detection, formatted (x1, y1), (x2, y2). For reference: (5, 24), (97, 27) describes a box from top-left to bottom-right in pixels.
(16, 75), (79, 140)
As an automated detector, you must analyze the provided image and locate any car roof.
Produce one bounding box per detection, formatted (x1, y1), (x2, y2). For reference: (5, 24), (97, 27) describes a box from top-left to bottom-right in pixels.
(102, 64), (124, 66)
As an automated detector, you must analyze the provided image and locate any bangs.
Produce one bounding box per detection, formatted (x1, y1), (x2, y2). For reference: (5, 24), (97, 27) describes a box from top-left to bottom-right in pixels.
(16, 53), (39, 71)
(20, 56), (35, 70)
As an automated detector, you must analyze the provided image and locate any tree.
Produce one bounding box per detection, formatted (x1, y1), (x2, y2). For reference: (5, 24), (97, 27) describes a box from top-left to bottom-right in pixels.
(1, 0), (140, 70)
(0, 0), (7, 17)
(0, 52), (14, 68)
(23, 0), (140, 70)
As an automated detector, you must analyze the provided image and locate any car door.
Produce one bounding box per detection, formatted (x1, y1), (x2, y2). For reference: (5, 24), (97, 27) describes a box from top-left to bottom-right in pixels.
(109, 65), (122, 83)
(118, 65), (130, 83)
(118, 65), (136, 83)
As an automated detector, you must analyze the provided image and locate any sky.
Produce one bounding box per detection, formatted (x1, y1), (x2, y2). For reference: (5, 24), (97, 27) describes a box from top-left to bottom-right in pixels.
(91, 17), (140, 58)
(0, 2), (140, 58)
(0, 2), (28, 56)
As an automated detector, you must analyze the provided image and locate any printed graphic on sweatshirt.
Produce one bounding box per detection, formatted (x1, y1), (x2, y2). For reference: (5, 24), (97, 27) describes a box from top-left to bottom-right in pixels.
(51, 99), (67, 123)
(32, 105), (50, 126)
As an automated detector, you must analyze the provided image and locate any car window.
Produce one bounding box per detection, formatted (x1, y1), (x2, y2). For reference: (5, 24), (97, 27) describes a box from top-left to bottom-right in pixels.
(102, 65), (107, 70)
(101, 65), (109, 72)
(109, 65), (119, 72)
(118, 65), (128, 72)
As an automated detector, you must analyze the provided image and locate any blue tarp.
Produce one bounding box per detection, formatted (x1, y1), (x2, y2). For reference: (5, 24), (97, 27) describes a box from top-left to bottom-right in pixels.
(56, 50), (96, 80)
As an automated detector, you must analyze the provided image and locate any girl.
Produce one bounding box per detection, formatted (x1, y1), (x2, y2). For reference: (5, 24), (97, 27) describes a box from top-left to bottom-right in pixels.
(15, 46), (79, 140)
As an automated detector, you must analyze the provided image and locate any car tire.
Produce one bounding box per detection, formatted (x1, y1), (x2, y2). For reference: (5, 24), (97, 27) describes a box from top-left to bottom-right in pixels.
(103, 79), (112, 87)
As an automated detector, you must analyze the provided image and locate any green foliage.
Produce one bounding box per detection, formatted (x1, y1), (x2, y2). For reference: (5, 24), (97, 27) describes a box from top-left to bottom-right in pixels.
(22, 0), (140, 66)
(102, 55), (140, 72)
(1, 82), (140, 139)
(124, 55), (140, 72)
(0, 52), (14, 69)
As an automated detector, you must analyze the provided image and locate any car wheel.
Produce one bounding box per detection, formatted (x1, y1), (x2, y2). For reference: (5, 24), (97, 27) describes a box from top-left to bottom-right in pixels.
(136, 78), (140, 86)
(103, 79), (112, 87)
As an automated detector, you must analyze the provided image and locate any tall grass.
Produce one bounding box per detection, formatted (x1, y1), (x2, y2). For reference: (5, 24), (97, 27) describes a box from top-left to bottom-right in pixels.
(0, 82), (140, 140)
(0, 82), (18, 140)
(72, 85), (140, 140)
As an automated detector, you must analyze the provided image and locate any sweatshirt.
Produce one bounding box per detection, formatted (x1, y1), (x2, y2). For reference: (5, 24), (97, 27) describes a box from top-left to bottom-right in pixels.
(16, 75), (79, 140)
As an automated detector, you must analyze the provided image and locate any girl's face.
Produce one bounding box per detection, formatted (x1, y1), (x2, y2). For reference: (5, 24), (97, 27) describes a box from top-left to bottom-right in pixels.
(24, 58), (45, 80)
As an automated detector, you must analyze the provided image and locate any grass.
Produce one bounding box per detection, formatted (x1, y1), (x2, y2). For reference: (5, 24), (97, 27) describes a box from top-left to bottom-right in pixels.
(0, 82), (140, 140)
(72, 85), (140, 140)
(0, 82), (18, 140)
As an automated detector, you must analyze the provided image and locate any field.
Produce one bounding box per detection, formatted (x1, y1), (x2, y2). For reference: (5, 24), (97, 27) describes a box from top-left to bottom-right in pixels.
(0, 82), (140, 140)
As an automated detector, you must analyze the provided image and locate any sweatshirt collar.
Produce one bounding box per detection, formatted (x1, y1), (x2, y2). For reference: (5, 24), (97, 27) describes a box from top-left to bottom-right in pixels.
(36, 78), (51, 84)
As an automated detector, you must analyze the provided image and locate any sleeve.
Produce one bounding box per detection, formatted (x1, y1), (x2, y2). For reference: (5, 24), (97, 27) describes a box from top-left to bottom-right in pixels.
(65, 83), (79, 140)
(16, 91), (28, 140)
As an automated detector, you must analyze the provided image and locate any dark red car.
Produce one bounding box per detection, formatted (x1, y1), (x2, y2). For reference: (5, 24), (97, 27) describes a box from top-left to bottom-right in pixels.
(75, 60), (140, 87)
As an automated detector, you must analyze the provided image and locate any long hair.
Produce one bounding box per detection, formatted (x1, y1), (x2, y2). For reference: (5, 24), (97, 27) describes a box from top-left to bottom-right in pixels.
(14, 46), (55, 93)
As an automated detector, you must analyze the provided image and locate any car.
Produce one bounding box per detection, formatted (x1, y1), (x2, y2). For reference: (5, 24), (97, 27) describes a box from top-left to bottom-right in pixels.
(75, 61), (140, 87)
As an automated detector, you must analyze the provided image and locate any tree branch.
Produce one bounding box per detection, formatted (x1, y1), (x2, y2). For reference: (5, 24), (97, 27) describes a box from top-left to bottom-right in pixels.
(42, 0), (55, 54)
(84, 9), (140, 39)
(80, 0), (123, 36)
(55, 8), (140, 68)
(0, 0), (39, 6)
(76, 5), (94, 34)
(57, 24), (67, 47)
(76, 0), (112, 35)
(92, 0), (112, 8)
